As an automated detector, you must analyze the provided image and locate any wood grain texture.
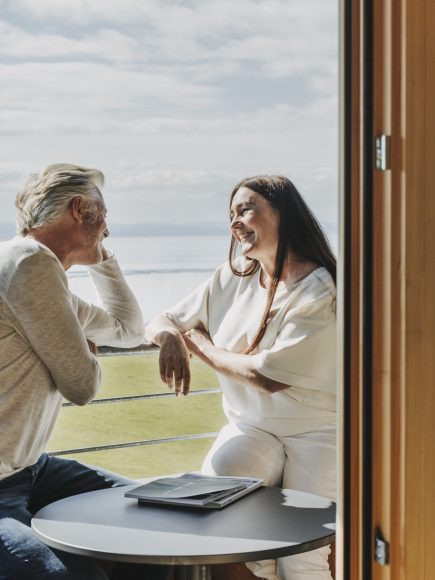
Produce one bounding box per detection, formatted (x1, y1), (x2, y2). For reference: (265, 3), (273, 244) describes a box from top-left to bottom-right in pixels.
(345, 1), (435, 579)
(402, 0), (435, 576)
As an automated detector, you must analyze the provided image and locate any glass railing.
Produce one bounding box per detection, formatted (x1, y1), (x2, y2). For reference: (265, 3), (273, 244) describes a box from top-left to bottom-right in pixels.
(46, 345), (226, 479)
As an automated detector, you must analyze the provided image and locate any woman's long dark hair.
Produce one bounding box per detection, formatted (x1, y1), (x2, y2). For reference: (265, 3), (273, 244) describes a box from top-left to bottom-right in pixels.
(229, 175), (336, 354)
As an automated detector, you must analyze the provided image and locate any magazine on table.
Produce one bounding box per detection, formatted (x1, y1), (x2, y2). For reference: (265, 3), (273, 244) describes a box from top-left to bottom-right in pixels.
(125, 473), (264, 509)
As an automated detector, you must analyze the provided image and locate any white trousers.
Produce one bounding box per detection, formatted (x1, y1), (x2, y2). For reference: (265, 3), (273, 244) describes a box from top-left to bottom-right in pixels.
(201, 422), (336, 580)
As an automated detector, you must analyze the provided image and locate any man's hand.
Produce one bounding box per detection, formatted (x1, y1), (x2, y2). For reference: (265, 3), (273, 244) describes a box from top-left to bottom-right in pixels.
(158, 331), (191, 396)
(87, 339), (98, 356)
(100, 245), (111, 261)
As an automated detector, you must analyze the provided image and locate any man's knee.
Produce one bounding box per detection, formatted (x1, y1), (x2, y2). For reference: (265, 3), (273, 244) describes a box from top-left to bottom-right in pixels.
(0, 516), (108, 580)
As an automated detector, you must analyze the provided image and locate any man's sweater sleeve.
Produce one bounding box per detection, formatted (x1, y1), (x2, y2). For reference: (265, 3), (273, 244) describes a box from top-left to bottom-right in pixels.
(6, 251), (101, 406)
(73, 255), (145, 348)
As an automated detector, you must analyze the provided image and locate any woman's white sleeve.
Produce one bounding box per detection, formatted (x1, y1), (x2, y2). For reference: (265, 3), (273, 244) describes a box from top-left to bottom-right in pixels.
(251, 296), (337, 396)
(163, 275), (213, 332)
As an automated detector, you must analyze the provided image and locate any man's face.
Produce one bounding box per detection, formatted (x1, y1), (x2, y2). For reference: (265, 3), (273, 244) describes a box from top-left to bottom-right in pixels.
(74, 199), (109, 266)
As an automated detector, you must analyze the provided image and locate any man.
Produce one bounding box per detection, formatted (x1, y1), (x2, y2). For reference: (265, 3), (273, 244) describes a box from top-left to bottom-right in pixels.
(0, 164), (166, 579)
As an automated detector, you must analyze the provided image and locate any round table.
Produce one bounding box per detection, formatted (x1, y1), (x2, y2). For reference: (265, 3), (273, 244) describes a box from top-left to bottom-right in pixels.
(32, 484), (335, 579)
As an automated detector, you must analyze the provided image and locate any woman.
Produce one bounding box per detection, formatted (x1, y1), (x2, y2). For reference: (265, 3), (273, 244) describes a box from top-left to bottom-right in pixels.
(146, 175), (337, 580)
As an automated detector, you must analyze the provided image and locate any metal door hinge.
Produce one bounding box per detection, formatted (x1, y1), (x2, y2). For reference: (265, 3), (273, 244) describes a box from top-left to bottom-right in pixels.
(374, 527), (390, 565)
(375, 135), (391, 171)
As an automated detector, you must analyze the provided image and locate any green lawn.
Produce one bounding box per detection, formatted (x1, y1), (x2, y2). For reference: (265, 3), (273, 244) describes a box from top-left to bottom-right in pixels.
(47, 352), (226, 479)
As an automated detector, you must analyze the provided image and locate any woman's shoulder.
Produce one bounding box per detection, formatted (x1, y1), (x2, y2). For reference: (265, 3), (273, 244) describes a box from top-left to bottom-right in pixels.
(213, 256), (254, 281)
(308, 267), (336, 297)
(284, 267), (336, 318)
(293, 267), (335, 297)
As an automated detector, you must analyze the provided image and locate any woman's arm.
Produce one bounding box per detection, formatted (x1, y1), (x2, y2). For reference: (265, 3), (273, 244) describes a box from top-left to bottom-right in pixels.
(146, 314), (191, 396)
(183, 329), (289, 394)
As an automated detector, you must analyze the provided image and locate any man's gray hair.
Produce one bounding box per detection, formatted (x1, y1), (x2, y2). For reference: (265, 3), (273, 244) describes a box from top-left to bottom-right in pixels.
(15, 163), (105, 235)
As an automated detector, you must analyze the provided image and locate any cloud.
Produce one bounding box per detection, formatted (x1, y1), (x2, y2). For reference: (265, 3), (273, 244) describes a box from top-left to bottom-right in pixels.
(106, 165), (234, 188)
(0, 80), (336, 135)
(0, 61), (220, 106)
(0, 59), (223, 136)
(0, 161), (28, 182)
(0, 0), (162, 28)
(0, 0), (337, 133)
(0, 20), (138, 63)
(2, 0), (335, 33)
(0, 154), (338, 229)
(0, 0), (338, 227)
(0, 1), (336, 78)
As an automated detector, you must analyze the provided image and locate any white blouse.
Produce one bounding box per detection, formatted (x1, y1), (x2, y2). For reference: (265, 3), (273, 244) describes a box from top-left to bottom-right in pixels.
(164, 260), (337, 437)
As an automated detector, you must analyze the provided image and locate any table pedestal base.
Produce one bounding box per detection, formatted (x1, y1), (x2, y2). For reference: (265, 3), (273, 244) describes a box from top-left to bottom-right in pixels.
(173, 564), (212, 580)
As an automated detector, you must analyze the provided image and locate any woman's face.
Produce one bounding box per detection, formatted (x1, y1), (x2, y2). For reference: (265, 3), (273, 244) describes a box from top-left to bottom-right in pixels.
(230, 186), (280, 271)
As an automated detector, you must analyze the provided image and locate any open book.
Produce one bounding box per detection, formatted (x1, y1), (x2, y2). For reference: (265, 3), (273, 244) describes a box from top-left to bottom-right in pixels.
(125, 473), (263, 509)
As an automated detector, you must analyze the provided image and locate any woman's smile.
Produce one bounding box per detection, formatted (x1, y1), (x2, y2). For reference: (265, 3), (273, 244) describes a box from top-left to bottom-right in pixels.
(239, 232), (254, 242)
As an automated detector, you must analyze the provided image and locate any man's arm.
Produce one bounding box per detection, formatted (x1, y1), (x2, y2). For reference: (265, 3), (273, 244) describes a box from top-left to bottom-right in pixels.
(7, 251), (101, 405)
(72, 253), (145, 348)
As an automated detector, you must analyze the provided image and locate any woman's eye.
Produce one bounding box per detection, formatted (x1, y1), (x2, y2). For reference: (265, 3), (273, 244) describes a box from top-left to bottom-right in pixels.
(230, 207), (251, 221)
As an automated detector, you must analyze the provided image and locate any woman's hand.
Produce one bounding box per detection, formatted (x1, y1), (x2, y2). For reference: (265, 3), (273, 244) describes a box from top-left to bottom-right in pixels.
(183, 328), (213, 358)
(158, 330), (191, 396)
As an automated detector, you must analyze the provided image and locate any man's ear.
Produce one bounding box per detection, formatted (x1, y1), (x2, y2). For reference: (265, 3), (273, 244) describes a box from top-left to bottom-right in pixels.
(70, 197), (85, 223)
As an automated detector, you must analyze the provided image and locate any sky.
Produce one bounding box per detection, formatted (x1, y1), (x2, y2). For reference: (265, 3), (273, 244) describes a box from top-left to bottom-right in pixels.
(0, 0), (338, 236)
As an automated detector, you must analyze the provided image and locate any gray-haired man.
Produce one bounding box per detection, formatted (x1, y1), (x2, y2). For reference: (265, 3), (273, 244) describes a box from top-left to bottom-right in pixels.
(0, 164), (167, 579)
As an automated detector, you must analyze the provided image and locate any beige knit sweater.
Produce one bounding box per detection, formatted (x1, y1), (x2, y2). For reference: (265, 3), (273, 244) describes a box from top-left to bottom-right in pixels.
(0, 236), (144, 481)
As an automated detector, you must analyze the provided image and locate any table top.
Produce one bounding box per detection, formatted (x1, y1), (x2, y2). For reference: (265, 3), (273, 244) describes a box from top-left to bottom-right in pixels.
(32, 484), (336, 566)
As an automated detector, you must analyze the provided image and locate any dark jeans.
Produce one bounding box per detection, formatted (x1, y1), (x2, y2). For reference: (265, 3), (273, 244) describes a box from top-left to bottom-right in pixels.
(0, 454), (169, 579)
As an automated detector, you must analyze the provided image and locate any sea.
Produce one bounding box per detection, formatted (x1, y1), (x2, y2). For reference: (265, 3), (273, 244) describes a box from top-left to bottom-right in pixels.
(67, 235), (229, 323)
(68, 229), (338, 324)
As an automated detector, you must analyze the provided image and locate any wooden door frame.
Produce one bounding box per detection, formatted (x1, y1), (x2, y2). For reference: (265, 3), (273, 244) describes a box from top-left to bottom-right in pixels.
(338, 1), (435, 579)
(338, 1), (369, 578)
